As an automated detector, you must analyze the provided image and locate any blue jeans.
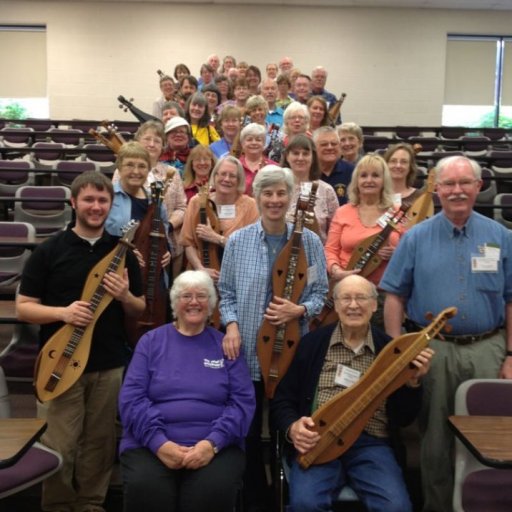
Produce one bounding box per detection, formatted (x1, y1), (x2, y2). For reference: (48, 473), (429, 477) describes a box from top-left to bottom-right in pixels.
(288, 432), (412, 512)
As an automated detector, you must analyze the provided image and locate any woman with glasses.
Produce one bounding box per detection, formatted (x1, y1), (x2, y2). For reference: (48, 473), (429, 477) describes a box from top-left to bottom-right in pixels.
(283, 101), (311, 146)
(119, 270), (255, 512)
(111, 121), (187, 279)
(324, 154), (402, 326)
(180, 156), (258, 283)
(281, 134), (338, 244)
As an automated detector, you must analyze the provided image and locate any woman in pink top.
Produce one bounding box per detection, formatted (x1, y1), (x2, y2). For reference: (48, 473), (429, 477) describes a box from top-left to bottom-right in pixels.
(325, 153), (401, 284)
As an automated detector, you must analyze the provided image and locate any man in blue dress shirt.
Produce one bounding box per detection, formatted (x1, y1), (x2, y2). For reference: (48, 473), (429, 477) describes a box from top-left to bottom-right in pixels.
(380, 155), (512, 512)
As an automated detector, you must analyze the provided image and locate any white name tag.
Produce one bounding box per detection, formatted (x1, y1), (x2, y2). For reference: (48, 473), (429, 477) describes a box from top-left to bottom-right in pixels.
(334, 364), (361, 388)
(218, 204), (236, 219)
(300, 182), (313, 195)
(471, 256), (498, 272)
(484, 244), (500, 260)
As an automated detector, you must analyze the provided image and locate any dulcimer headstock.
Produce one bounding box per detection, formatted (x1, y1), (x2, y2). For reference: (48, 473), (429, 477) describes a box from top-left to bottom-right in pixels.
(89, 121), (127, 154)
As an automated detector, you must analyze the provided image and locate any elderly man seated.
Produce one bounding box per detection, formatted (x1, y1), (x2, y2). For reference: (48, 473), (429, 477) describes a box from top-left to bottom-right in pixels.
(270, 274), (433, 512)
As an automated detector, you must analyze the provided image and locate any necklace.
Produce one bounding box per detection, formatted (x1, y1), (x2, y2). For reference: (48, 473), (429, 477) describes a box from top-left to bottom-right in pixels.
(265, 232), (287, 255)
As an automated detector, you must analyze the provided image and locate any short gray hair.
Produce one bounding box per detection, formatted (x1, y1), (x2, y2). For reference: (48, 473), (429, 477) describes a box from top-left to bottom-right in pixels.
(337, 122), (364, 142)
(240, 122), (266, 142)
(252, 165), (294, 200)
(312, 125), (339, 144)
(283, 101), (310, 135)
(435, 155), (482, 182)
(169, 270), (217, 317)
(210, 156), (246, 194)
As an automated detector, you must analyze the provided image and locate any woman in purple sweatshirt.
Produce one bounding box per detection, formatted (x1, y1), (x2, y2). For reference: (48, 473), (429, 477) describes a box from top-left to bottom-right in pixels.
(119, 270), (255, 512)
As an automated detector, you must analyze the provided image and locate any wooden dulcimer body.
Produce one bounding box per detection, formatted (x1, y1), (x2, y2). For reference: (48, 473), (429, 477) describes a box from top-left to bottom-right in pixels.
(257, 194), (309, 399)
(403, 169), (435, 230)
(33, 221), (139, 403)
(298, 307), (457, 469)
(127, 180), (171, 345)
(311, 206), (407, 330)
(196, 184), (222, 328)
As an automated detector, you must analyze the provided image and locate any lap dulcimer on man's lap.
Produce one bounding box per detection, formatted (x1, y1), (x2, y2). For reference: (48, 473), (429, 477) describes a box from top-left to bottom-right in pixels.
(298, 306), (457, 469)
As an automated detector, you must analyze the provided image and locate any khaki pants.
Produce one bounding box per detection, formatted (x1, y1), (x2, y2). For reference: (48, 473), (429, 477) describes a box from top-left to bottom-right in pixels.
(38, 367), (123, 512)
(418, 332), (505, 512)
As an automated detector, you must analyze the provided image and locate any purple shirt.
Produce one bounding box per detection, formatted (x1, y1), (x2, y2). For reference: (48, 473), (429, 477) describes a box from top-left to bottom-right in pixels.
(119, 324), (255, 455)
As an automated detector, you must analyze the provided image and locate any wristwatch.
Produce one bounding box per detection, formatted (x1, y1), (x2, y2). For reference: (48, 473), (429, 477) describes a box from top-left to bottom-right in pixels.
(207, 440), (219, 455)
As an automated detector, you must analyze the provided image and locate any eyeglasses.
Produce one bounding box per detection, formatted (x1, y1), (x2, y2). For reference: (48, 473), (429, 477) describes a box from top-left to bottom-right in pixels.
(122, 162), (149, 171)
(437, 179), (478, 191)
(178, 293), (210, 303)
(169, 129), (188, 137)
(289, 115), (306, 122)
(335, 294), (374, 306)
(140, 136), (163, 145)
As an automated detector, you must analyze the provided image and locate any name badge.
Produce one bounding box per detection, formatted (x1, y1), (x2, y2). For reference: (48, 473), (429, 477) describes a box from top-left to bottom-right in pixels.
(300, 182), (313, 195)
(471, 256), (498, 272)
(334, 364), (361, 388)
(218, 204), (235, 219)
(484, 244), (500, 260)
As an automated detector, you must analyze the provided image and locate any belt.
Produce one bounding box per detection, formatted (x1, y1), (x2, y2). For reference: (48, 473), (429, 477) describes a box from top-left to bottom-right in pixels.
(404, 319), (501, 346)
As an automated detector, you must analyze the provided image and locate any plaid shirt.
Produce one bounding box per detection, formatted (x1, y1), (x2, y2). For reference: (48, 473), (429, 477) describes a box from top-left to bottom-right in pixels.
(219, 220), (328, 380)
(316, 323), (388, 438)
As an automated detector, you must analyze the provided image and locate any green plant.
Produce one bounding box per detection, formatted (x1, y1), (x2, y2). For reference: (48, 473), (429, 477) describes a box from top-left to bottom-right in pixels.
(0, 102), (27, 120)
(476, 111), (512, 128)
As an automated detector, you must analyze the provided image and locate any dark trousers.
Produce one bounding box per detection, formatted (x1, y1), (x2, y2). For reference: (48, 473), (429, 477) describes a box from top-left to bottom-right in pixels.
(244, 380), (272, 511)
(120, 446), (245, 512)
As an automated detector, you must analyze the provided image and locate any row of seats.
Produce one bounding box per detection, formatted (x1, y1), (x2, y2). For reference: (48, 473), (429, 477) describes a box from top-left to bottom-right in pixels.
(364, 135), (512, 156)
(0, 127), (134, 151)
(0, 118), (139, 133)
(362, 126), (512, 141)
(0, 143), (117, 170)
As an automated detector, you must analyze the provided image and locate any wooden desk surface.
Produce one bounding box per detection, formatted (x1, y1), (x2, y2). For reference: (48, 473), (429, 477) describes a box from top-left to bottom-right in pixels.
(0, 418), (47, 468)
(449, 415), (512, 469)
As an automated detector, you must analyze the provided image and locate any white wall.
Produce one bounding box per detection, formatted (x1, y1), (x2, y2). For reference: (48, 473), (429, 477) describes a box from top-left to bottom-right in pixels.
(2, 1), (512, 125)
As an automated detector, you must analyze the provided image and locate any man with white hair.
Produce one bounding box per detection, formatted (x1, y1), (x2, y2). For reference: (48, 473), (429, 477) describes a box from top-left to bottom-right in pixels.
(207, 53), (220, 76)
(311, 65), (337, 109)
(381, 155), (512, 512)
(278, 56), (294, 75)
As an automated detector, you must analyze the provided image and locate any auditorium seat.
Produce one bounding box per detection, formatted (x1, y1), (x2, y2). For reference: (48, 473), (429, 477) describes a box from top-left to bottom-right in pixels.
(14, 185), (72, 237)
(0, 222), (35, 295)
(493, 193), (512, 229)
(52, 160), (98, 187)
(460, 136), (490, 157)
(30, 142), (67, 169)
(453, 379), (512, 512)
(0, 127), (34, 148)
(0, 160), (35, 199)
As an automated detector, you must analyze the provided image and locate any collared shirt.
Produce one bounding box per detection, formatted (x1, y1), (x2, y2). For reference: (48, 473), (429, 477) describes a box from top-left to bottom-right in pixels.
(218, 220), (328, 380)
(380, 211), (512, 334)
(266, 107), (284, 127)
(312, 88), (338, 109)
(316, 323), (388, 438)
(210, 138), (231, 159)
(321, 159), (355, 206)
(106, 182), (170, 238)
